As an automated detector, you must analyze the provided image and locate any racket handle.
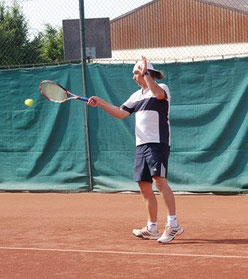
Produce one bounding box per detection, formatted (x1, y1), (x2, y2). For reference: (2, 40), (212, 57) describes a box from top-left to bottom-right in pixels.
(78, 96), (89, 102)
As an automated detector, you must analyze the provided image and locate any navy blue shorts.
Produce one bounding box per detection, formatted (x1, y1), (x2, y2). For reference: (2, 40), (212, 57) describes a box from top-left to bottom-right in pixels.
(134, 143), (170, 183)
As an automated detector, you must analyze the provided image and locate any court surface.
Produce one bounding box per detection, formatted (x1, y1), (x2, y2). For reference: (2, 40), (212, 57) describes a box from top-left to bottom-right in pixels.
(0, 192), (247, 278)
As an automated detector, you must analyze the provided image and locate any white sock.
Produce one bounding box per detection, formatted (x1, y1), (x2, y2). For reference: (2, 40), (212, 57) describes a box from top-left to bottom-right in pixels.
(167, 215), (178, 228)
(147, 221), (158, 232)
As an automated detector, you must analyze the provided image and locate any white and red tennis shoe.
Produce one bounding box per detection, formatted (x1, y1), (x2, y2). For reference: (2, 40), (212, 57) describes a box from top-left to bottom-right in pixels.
(157, 225), (184, 243)
(132, 226), (160, 240)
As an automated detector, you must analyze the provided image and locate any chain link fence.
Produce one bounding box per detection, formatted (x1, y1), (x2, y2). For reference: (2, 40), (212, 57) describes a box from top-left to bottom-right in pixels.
(0, 0), (248, 68)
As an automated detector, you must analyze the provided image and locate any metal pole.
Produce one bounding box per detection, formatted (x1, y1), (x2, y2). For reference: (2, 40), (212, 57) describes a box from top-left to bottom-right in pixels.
(79, 0), (93, 191)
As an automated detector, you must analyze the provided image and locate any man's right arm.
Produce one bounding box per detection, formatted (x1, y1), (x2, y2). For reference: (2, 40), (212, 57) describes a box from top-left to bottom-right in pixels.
(87, 96), (130, 119)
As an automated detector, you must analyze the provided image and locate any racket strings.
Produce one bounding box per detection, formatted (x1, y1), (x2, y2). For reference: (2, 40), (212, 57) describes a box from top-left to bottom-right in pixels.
(41, 83), (67, 102)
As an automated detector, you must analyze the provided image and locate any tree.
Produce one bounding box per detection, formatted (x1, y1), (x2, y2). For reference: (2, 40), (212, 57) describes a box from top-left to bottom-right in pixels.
(39, 24), (64, 63)
(0, 1), (42, 66)
(0, 2), (64, 67)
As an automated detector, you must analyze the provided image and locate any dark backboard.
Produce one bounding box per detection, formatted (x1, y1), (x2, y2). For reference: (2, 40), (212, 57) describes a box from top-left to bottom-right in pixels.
(63, 18), (112, 60)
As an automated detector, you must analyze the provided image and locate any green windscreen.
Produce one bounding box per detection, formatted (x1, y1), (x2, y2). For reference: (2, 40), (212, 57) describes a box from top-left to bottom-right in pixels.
(0, 58), (247, 193)
(86, 58), (248, 193)
(0, 64), (89, 191)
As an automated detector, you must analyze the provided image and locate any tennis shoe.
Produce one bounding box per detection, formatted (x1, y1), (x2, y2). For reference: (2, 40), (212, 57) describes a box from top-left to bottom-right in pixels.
(157, 225), (184, 244)
(132, 226), (159, 240)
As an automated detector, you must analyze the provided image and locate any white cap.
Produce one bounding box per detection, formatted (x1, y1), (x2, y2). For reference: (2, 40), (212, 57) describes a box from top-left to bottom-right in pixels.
(133, 61), (160, 74)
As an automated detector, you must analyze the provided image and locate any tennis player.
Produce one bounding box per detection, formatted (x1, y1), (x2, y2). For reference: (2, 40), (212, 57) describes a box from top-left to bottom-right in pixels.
(88, 56), (183, 244)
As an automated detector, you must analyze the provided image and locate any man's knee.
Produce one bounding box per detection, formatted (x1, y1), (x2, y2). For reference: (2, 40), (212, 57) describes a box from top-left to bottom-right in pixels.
(138, 182), (153, 197)
(153, 176), (167, 192)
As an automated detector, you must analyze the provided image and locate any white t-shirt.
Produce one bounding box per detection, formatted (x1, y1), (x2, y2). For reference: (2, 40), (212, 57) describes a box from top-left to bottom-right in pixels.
(121, 83), (171, 146)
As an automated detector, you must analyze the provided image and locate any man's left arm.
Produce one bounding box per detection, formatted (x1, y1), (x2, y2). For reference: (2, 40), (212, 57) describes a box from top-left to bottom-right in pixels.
(144, 75), (166, 100)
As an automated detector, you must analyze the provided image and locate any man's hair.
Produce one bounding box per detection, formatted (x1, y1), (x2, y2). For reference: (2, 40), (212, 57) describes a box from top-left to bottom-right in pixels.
(148, 70), (164, 80)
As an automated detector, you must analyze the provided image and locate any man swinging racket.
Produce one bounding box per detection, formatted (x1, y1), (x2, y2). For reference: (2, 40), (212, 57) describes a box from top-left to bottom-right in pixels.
(88, 56), (183, 244)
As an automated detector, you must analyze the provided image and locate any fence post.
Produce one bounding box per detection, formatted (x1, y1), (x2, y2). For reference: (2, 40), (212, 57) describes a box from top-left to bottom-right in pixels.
(79, 0), (93, 191)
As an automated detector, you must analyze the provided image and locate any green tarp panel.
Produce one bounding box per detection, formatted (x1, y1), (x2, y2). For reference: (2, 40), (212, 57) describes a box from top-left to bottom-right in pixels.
(86, 58), (248, 193)
(0, 64), (89, 191)
(0, 57), (247, 193)
(86, 63), (137, 192)
(167, 58), (248, 193)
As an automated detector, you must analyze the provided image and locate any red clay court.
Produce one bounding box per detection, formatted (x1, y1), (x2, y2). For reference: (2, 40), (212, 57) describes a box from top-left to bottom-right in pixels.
(0, 192), (247, 278)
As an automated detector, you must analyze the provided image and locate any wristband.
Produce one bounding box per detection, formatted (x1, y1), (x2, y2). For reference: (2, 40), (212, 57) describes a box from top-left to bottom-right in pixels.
(142, 71), (149, 77)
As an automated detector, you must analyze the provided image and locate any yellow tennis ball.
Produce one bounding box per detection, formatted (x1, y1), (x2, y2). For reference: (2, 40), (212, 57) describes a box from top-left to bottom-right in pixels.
(25, 99), (34, 107)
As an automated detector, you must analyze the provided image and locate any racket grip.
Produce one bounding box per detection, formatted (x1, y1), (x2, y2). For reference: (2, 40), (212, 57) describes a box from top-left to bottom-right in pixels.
(78, 96), (89, 102)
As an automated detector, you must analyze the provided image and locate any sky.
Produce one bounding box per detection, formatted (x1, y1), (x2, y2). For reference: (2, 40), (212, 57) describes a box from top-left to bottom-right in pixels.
(3, 0), (152, 35)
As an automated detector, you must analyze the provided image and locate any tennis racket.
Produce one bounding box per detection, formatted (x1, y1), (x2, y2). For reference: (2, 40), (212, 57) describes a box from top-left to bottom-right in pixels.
(39, 80), (88, 103)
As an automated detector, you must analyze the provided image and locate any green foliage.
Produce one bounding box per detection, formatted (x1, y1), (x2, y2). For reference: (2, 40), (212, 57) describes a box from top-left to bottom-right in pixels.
(0, 2), (64, 66)
(40, 24), (64, 63)
(0, 1), (29, 65)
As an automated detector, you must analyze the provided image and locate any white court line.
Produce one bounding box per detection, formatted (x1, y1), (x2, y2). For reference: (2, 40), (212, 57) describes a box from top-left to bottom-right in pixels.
(0, 246), (248, 260)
